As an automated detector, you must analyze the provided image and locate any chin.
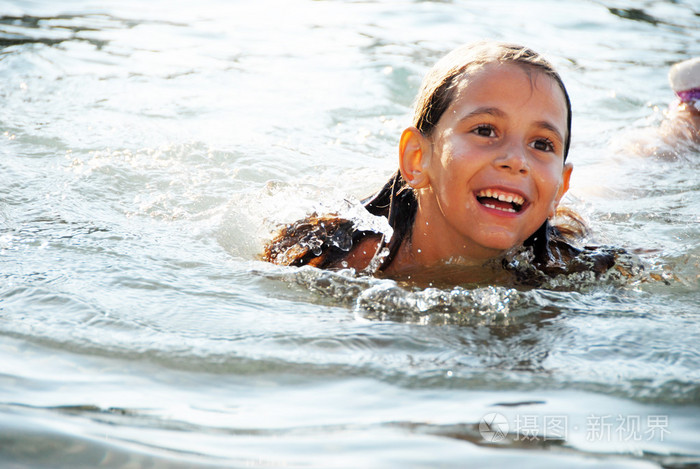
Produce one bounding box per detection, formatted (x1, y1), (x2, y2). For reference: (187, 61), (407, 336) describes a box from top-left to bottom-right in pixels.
(477, 235), (525, 254)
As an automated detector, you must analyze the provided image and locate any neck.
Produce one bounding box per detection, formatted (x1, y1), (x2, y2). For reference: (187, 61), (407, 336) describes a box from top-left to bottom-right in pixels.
(387, 189), (503, 272)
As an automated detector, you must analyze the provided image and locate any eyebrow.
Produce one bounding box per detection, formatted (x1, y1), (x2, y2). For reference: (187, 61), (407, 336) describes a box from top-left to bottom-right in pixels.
(458, 106), (565, 144)
(534, 120), (565, 145)
(459, 106), (506, 121)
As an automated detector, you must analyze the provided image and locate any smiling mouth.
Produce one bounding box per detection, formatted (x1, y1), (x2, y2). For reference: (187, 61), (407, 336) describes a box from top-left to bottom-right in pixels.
(476, 189), (527, 213)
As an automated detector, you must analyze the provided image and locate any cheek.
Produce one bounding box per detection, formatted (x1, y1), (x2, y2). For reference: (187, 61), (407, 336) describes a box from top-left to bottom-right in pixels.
(536, 165), (564, 201)
(436, 157), (475, 200)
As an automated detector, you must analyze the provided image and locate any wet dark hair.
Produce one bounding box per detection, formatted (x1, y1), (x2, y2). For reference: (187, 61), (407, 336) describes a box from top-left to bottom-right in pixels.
(263, 41), (608, 276)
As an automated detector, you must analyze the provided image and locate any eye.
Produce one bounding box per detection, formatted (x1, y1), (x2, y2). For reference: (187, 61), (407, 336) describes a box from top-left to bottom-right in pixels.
(530, 138), (555, 152)
(472, 124), (496, 137)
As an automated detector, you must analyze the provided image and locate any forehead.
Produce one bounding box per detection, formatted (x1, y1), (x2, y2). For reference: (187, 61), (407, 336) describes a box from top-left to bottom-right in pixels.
(449, 62), (568, 122)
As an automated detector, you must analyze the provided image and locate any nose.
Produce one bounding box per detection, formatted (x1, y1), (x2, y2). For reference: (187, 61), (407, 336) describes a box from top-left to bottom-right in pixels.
(494, 141), (529, 175)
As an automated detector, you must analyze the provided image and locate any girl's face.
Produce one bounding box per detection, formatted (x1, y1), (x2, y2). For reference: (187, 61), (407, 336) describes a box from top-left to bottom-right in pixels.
(415, 62), (572, 261)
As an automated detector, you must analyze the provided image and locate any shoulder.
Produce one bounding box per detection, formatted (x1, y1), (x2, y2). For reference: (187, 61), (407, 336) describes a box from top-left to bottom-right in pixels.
(262, 214), (382, 270)
(340, 236), (382, 271)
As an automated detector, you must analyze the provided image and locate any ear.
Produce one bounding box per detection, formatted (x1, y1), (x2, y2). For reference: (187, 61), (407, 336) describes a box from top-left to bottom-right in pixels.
(550, 162), (573, 218)
(398, 127), (431, 189)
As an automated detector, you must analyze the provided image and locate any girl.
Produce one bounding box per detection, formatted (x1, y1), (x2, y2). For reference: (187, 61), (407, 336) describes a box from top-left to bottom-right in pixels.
(659, 57), (700, 148)
(623, 56), (700, 159)
(263, 41), (618, 283)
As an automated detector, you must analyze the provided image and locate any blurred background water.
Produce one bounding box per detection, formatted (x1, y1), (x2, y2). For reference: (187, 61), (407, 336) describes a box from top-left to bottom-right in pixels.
(1, 0), (699, 467)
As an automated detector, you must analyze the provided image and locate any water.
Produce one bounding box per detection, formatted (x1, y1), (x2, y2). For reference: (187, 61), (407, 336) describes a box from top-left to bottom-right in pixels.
(1, 0), (699, 467)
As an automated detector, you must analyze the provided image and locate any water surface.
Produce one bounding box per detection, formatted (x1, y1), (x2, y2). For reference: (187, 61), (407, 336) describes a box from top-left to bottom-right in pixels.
(1, 0), (699, 467)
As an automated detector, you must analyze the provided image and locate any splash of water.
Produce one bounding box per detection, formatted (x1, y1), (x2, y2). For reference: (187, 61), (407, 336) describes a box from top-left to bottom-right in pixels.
(356, 283), (522, 326)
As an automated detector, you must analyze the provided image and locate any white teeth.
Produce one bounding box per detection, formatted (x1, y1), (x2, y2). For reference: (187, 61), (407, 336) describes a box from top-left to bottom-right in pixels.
(477, 190), (525, 206)
(483, 203), (516, 213)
